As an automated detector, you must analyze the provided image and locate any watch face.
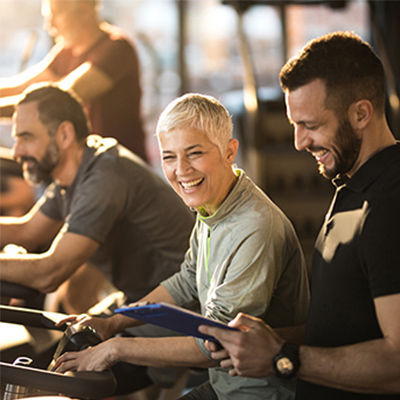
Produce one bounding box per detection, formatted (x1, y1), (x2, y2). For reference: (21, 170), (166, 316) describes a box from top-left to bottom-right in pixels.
(276, 357), (294, 374)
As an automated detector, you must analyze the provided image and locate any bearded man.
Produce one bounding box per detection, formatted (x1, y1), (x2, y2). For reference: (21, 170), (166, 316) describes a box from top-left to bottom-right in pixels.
(1, 83), (194, 304)
(200, 31), (400, 400)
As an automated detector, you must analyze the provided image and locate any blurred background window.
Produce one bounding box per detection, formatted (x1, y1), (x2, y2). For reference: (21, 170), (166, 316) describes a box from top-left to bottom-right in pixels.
(0, 0), (368, 143)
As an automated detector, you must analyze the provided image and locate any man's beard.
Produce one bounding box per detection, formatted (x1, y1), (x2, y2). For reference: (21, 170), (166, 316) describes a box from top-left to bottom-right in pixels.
(21, 139), (60, 185)
(318, 117), (362, 180)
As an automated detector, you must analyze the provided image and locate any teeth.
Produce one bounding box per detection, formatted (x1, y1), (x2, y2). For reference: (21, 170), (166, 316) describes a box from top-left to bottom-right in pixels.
(181, 178), (203, 189)
(313, 149), (327, 160)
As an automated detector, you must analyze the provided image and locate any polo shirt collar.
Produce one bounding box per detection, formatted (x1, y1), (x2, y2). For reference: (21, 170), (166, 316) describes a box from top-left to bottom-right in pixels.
(332, 143), (400, 192)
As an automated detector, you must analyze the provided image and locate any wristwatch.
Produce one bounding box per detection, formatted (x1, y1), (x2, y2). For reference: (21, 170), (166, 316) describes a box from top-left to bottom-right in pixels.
(273, 342), (300, 379)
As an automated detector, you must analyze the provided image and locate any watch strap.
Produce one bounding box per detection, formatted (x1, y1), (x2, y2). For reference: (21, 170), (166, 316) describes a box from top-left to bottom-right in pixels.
(273, 342), (300, 379)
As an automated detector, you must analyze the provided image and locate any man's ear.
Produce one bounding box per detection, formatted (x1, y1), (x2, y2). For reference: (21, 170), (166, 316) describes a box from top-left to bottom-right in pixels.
(56, 121), (76, 150)
(225, 138), (239, 164)
(348, 100), (373, 130)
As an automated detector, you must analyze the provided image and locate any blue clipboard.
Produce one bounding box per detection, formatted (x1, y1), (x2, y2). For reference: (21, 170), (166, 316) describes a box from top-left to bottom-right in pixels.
(115, 302), (238, 343)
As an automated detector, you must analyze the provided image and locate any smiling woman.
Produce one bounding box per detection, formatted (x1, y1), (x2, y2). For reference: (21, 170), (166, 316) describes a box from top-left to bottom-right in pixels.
(159, 126), (238, 216)
(54, 93), (310, 400)
(157, 94), (239, 216)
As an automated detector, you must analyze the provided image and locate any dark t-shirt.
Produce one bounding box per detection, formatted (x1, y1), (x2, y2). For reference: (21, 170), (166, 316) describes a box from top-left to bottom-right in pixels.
(48, 24), (147, 161)
(39, 135), (194, 302)
(296, 144), (400, 399)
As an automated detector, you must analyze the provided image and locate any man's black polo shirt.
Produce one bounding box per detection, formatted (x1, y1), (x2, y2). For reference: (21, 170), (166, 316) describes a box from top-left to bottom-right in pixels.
(296, 143), (400, 400)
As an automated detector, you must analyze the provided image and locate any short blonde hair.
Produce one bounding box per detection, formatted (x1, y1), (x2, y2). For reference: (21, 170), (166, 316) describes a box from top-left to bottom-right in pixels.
(156, 93), (233, 154)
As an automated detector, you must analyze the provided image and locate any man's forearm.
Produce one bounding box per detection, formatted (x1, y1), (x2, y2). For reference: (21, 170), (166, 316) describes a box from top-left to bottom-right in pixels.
(0, 64), (58, 100)
(298, 338), (400, 394)
(0, 95), (22, 117)
(0, 218), (30, 249)
(0, 253), (55, 292)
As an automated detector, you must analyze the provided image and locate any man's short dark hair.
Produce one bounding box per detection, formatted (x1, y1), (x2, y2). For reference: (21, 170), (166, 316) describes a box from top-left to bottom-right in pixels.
(18, 84), (90, 142)
(279, 31), (385, 115)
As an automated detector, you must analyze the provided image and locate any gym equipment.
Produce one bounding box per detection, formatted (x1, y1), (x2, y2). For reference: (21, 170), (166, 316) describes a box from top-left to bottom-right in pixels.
(0, 281), (117, 399)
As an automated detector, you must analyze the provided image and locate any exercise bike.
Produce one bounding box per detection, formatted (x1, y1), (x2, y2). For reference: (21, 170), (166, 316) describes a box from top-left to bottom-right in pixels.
(1, 281), (117, 399)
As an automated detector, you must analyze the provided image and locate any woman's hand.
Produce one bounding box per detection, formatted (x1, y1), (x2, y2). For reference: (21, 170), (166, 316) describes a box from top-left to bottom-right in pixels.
(54, 337), (121, 372)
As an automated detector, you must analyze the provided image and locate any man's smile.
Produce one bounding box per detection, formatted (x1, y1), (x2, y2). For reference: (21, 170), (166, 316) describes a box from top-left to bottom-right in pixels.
(308, 148), (329, 163)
